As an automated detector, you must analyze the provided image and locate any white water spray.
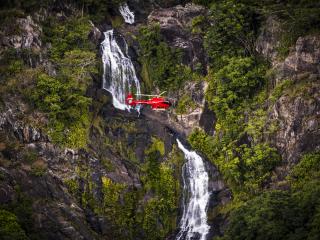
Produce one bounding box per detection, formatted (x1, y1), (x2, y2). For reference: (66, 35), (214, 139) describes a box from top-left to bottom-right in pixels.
(176, 139), (210, 240)
(119, 2), (135, 24)
(101, 30), (141, 111)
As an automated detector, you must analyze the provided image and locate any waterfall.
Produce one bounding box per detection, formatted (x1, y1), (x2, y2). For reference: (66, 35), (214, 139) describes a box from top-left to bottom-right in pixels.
(176, 139), (211, 240)
(101, 30), (141, 111)
(119, 2), (135, 24)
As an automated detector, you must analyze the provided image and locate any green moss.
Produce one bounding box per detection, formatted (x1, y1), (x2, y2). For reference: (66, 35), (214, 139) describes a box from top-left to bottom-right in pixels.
(145, 137), (165, 156)
(65, 178), (79, 196)
(0, 209), (28, 240)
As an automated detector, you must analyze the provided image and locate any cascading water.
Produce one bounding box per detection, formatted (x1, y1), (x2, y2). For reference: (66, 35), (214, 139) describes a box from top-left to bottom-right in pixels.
(176, 139), (211, 240)
(101, 30), (141, 111)
(119, 2), (135, 24)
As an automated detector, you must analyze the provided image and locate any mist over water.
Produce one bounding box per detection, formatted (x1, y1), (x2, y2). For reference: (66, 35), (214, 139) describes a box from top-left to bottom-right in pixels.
(176, 139), (211, 240)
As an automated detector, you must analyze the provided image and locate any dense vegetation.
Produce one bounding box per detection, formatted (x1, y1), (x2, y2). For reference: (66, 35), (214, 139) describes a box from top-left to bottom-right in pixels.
(187, 0), (320, 238)
(29, 16), (97, 148)
(0, 14), (97, 148)
(219, 151), (320, 240)
(137, 24), (189, 92)
(0, 0), (319, 239)
(67, 135), (184, 240)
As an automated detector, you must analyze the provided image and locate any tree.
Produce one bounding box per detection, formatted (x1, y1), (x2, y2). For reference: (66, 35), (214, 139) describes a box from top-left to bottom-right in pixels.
(204, 0), (257, 68)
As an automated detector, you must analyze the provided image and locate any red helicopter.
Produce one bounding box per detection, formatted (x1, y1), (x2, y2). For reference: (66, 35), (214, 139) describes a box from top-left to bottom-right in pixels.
(126, 91), (172, 110)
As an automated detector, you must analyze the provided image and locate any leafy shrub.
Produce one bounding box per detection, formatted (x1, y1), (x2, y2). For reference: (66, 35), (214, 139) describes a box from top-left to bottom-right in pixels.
(220, 151), (320, 240)
(175, 94), (197, 115)
(0, 209), (28, 240)
(25, 17), (97, 148)
(206, 56), (266, 119)
(145, 137), (165, 156)
(137, 24), (186, 91)
(289, 151), (320, 190)
(141, 150), (178, 239)
(28, 71), (92, 148)
(189, 56), (279, 195)
(43, 17), (95, 61)
(219, 191), (299, 240)
(276, 1), (320, 59)
(204, 0), (258, 68)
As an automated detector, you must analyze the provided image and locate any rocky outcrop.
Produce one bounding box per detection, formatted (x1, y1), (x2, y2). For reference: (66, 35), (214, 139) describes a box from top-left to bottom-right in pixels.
(266, 35), (320, 165)
(275, 35), (320, 82)
(256, 16), (320, 83)
(256, 16), (283, 64)
(270, 80), (320, 165)
(148, 3), (207, 69)
(256, 14), (320, 166)
(0, 15), (42, 51)
(174, 81), (215, 134)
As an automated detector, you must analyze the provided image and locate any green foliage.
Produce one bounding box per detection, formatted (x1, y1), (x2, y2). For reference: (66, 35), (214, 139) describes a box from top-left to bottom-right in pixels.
(145, 137), (165, 156)
(0, 49), (25, 82)
(191, 0), (214, 6)
(25, 17), (97, 148)
(207, 56), (266, 117)
(289, 151), (320, 190)
(137, 24), (186, 91)
(0, 209), (28, 240)
(276, 1), (320, 59)
(240, 144), (280, 192)
(65, 178), (79, 195)
(1, 190), (42, 240)
(191, 15), (207, 34)
(219, 191), (299, 240)
(141, 150), (179, 239)
(175, 94), (197, 115)
(43, 17), (95, 61)
(220, 151), (320, 240)
(204, 0), (257, 68)
(190, 56), (280, 196)
(101, 176), (139, 239)
(269, 79), (294, 103)
(28, 73), (92, 148)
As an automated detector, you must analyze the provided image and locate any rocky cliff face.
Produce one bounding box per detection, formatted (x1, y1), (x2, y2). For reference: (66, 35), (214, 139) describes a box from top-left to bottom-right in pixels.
(1, 1), (319, 240)
(148, 3), (207, 69)
(256, 16), (320, 184)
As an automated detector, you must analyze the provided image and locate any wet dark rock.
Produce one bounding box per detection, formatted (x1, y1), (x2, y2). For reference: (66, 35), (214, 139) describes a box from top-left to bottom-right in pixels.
(199, 101), (216, 136)
(88, 21), (102, 45)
